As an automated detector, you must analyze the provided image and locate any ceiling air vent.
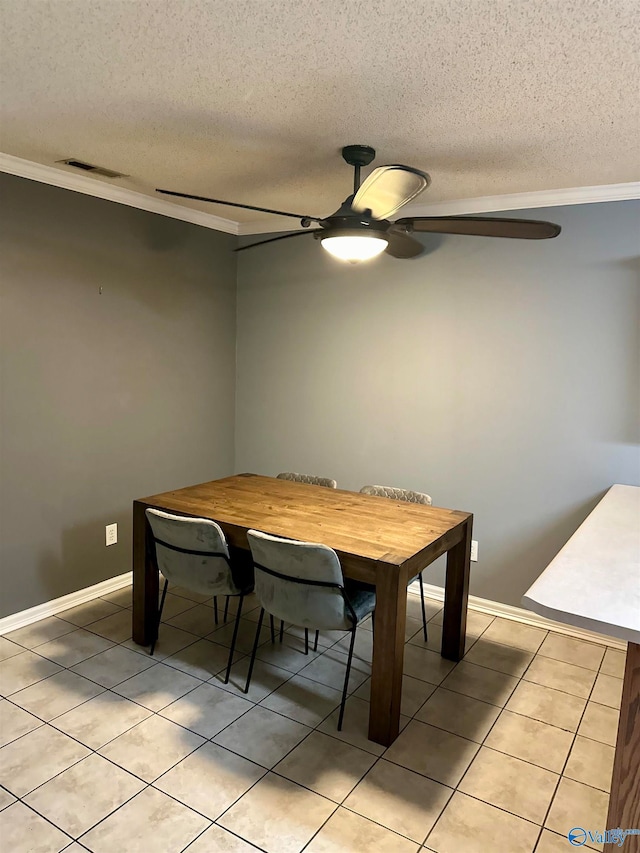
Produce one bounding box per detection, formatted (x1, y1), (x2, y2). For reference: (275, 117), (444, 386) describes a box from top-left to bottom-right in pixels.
(57, 159), (127, 179)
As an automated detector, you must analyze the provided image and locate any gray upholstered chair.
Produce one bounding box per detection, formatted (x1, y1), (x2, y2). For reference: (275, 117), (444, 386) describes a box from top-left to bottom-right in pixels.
(277, 472), (338, 489)
(244, 529), (376, 730)
(145, 509), (253, 681)
(360, 485), (433, 641)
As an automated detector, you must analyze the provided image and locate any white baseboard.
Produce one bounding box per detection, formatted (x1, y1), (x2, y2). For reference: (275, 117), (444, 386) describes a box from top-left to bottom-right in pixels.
(0, 572), (132, 635)
(409, 581), (626, 651)
(0, 572), (625, 651)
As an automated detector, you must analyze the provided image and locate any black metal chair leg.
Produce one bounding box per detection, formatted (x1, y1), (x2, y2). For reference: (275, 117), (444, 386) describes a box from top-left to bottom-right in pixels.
(224, 594), (244, 683)
(418, 573), (428, 642)
(244, 607), (265, 694)
(213, 596), (219, 626)
(304, 628), (309, 654)
(269, 614), (276, 643)
(150, 578), (169, 656)
(313, 630), (319, 652)
(223, 595), (230, 623)
(279, 620), (284, 642)
(338, 626), (357, 731)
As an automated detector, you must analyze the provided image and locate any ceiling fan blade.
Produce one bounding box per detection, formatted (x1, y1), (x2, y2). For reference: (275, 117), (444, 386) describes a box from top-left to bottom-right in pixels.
(352, 165), (431, 220)
(395, 216), (561, 239)
(384, 229), (424, 259)
(235, 230), (321, 253)
(156, 189), (321, 223)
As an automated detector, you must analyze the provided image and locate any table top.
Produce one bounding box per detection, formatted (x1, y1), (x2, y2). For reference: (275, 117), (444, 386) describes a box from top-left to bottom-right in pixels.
(522, 484), (640, 644)
(137, 473), (471, 570)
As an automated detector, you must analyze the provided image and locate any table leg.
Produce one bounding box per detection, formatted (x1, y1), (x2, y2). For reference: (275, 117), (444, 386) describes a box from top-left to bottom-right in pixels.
(603, 642), (640, 853)
(132, 501), (157, 646)
(369, 562), (406, 746)
(441, 517), (472, 661)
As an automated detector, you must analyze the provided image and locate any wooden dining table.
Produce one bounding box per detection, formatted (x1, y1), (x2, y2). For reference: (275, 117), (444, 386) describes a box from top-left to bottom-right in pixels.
(132, 473), (473, 746)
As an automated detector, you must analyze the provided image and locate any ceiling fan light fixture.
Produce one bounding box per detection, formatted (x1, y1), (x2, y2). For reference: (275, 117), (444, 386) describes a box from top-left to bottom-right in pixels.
(320, 232), (388, 263)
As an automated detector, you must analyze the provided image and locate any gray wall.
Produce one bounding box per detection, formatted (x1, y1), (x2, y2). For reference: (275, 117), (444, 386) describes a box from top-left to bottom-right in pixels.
(235, 201), (640, 606)
(2, 182), (637, 617)
(0, 174), (237, 617)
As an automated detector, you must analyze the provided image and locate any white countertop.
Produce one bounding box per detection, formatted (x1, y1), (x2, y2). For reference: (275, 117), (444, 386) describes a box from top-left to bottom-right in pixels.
(522, 484), (640, 644)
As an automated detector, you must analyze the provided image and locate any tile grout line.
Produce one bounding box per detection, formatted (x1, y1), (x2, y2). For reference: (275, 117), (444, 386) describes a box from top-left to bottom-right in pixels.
(15, 649), (284, 849)
(296, 805), (341, 852)
(199, 612), (420, 848)
(371, 705), (615, 802)
(1, 592), (621, 852)
(3, 615), (287, 834)
(181, 820), (271, 853)
(530, 661), (605, 853)
(413, 629), (612, 851)
(0, 711), (612, 848)
(2, 616), (615, 747)
(209, 717), (340, 845)
(23, 769), (153, 849)
(306, 618), (500, 848)
(311, 614), (498, 759)
(5, 798), (77, 850)
(306, 637), (488, 853)
(140, 624), (345, 843)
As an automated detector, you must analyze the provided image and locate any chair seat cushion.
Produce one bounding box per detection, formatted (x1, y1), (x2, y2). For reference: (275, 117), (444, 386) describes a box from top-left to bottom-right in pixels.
(343, 580), (376, 624)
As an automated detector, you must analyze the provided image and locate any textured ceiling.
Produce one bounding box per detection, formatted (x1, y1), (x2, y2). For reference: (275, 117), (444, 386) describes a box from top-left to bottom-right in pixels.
(1, 0), (638, 228)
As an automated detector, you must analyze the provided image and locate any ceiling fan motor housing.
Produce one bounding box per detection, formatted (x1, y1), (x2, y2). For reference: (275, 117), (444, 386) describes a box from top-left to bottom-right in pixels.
(323, 194), (388, 230)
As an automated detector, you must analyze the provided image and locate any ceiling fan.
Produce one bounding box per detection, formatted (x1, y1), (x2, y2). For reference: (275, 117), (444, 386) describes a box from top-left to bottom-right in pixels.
(157, 145), (561, 263)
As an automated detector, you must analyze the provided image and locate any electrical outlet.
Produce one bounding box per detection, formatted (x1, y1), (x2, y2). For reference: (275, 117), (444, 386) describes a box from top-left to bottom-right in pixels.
(470, 540), (478, 561)
(105, 523), (118, 546)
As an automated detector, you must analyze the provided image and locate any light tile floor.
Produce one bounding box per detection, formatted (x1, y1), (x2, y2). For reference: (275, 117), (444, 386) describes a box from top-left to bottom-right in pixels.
(0, 587), (625, 853)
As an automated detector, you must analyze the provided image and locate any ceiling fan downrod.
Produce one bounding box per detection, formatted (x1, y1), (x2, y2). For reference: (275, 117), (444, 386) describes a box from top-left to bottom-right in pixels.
(341, 144), (376, 194)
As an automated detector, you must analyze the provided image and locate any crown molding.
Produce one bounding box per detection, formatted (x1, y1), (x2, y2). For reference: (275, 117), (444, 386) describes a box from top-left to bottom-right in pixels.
(0, 152), (239, 235)
(237, 180), (640, 236)
(2, 152), (637, 239)
(398, 181), (640, 218)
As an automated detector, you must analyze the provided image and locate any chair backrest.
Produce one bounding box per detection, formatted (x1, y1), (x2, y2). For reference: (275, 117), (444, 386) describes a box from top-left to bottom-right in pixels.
(277, 472), (337, 489)
(247, 529), (354, 630)
(360, 485), (433, 505)
(146, 509), (241, 597)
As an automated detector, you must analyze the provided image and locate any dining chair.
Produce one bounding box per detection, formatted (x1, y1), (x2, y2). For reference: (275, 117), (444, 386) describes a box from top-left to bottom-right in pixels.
(244, 529), (376, 730)
(145, 508), (253, 681)
(360, 485), (433, 641)
(276, 472), (338, 488)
